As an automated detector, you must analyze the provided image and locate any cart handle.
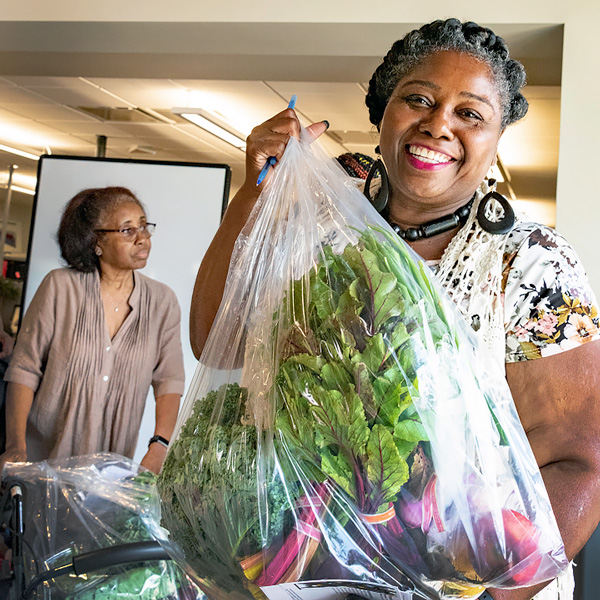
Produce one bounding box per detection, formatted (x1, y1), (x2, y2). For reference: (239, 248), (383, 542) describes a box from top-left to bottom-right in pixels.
(72, 540), (170, 575)
(22, 540), (170, 599)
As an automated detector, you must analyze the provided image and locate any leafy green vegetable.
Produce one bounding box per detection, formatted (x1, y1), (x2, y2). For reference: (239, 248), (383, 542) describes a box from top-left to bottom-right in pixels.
(158, 225), (501, 594)
(159, 383), (294, 596)
(271, 229), (437, 515)
(72, 564), (184, 600)
(57, 472), (192, 600)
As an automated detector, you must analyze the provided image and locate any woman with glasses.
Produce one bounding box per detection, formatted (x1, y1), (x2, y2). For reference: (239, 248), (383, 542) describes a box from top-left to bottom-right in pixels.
(0, 186), (184, 474)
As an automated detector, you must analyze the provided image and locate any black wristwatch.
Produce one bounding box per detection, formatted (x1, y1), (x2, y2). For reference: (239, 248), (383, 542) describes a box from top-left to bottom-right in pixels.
(148, 435), (169, 449)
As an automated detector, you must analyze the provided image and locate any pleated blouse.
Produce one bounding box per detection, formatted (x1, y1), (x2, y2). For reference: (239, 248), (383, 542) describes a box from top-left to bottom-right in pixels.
(5, 268), (185, 461)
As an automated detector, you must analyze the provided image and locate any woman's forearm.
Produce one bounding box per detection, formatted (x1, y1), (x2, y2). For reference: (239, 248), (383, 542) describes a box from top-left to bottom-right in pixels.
(5, 382), (34, 452)
(140, 392), (181, 474)
(189, 184), (260, 358)
(537, 450), (600, 557)
(494, 343), (600, 600)
(486, 456), (600, 600)
(152, 392), (181, 441)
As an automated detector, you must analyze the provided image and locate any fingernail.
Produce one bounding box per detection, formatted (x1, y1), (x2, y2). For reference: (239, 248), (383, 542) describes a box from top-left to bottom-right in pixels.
(322, 120), (330, 130)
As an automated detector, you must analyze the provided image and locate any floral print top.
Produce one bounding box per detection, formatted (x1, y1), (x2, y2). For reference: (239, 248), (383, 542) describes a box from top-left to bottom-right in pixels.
(502, 223), (600, 362)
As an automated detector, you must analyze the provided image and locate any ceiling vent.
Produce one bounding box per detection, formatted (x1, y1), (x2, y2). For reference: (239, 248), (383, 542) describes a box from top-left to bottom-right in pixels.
(75, 106), (170, 123)
(128, 145), (157, 156)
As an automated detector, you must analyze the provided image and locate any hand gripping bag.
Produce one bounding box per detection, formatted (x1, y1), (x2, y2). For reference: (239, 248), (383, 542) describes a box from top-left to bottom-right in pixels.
(156, 127), (568, 600)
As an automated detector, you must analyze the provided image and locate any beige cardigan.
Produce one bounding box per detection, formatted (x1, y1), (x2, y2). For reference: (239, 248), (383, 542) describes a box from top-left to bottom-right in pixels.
(5, 268), (185, 460)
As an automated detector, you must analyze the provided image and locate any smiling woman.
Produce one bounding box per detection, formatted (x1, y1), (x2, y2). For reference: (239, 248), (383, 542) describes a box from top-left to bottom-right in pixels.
(189, 18), (600, 600)
(0, 186), (185, 475)
(378, 51), (504, 237)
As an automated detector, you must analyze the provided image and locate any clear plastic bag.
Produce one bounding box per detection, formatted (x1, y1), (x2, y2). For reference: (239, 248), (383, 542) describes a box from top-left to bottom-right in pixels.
(157, 128), (568, 600)
(2, 453), (200, 599)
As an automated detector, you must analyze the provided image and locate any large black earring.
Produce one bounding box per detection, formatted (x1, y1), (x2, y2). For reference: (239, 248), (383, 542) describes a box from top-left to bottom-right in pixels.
(476, 179), (515, 234)
(364, 158), (390, 213)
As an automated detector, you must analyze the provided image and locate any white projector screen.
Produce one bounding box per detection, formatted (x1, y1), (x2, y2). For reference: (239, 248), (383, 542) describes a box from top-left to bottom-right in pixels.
(24, 155), (230, 462)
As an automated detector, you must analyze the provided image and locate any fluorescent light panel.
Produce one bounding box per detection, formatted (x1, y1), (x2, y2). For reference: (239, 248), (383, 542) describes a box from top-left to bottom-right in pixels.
(12, 185), (35, 196)
(0, 184), (35, 196)
(172, 108), (246, 149)
(0, 143), (39, 161)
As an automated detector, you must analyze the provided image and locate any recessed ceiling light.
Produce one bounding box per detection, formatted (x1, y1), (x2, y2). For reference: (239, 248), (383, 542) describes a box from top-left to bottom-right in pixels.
(171, 107), (246, 149)
(0, 143), (39, 161)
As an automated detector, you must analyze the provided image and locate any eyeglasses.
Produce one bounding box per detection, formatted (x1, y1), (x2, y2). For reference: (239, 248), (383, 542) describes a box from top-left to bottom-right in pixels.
(95, 223), (156, 241)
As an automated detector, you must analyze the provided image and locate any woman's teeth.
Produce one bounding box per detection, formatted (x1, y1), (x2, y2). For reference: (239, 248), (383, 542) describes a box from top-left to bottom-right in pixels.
(408, 145), (453, 164)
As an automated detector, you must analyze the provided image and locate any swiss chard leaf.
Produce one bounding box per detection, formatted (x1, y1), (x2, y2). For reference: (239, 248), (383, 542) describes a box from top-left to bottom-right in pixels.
(394, 418), (429, 443)
(353, 333), (388, 373)
(352, 361), (377, 420)
(285, 353), (327, 374)
(335, 286), (368, 351)
(311, 272), (337, 322)
(311, 386), (369, 458)
(276, 413), (323, 482)
(278, 322), (320, 359)
(343, 245), (405, 334)
(386, 321), (410, 353)
(374, 369), (413, 428)
(366, 424), (409, 508)
(321, 446), (355, 499)
(321, 361), (354, 390)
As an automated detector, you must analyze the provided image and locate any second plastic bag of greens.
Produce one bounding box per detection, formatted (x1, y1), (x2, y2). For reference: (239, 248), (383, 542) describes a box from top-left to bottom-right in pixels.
(157, 127), (568, 600)
(3, 453), (200, 600)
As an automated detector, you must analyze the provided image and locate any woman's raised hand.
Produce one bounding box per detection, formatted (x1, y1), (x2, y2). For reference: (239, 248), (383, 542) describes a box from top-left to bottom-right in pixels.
(189, 109), (329, 359)
(242, 108), (329, 192)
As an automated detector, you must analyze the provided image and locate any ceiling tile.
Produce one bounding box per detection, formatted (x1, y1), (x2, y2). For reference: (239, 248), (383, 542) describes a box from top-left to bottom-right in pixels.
(47, 121), (132, 137)
(0, 86), (49, 104)
(1, 76), (90, 89)
(25, 85), (126, 108)
(95, 122), (171, 137)
(0, 103), (94, 121)
(0, 106), (30, 122)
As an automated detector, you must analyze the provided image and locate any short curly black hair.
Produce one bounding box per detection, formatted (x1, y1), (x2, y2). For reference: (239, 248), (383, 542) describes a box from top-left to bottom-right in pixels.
(57, 186), (143, 272)
(366, 18), (528, 131)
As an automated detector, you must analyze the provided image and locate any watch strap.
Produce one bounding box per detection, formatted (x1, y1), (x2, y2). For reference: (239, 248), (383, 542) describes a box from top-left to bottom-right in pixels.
(148, 434), (169, 449)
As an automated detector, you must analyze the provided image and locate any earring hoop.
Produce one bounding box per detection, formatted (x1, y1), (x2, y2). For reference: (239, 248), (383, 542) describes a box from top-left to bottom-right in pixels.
(364, 159), (390, 213)
(476, 179), (515, 234)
